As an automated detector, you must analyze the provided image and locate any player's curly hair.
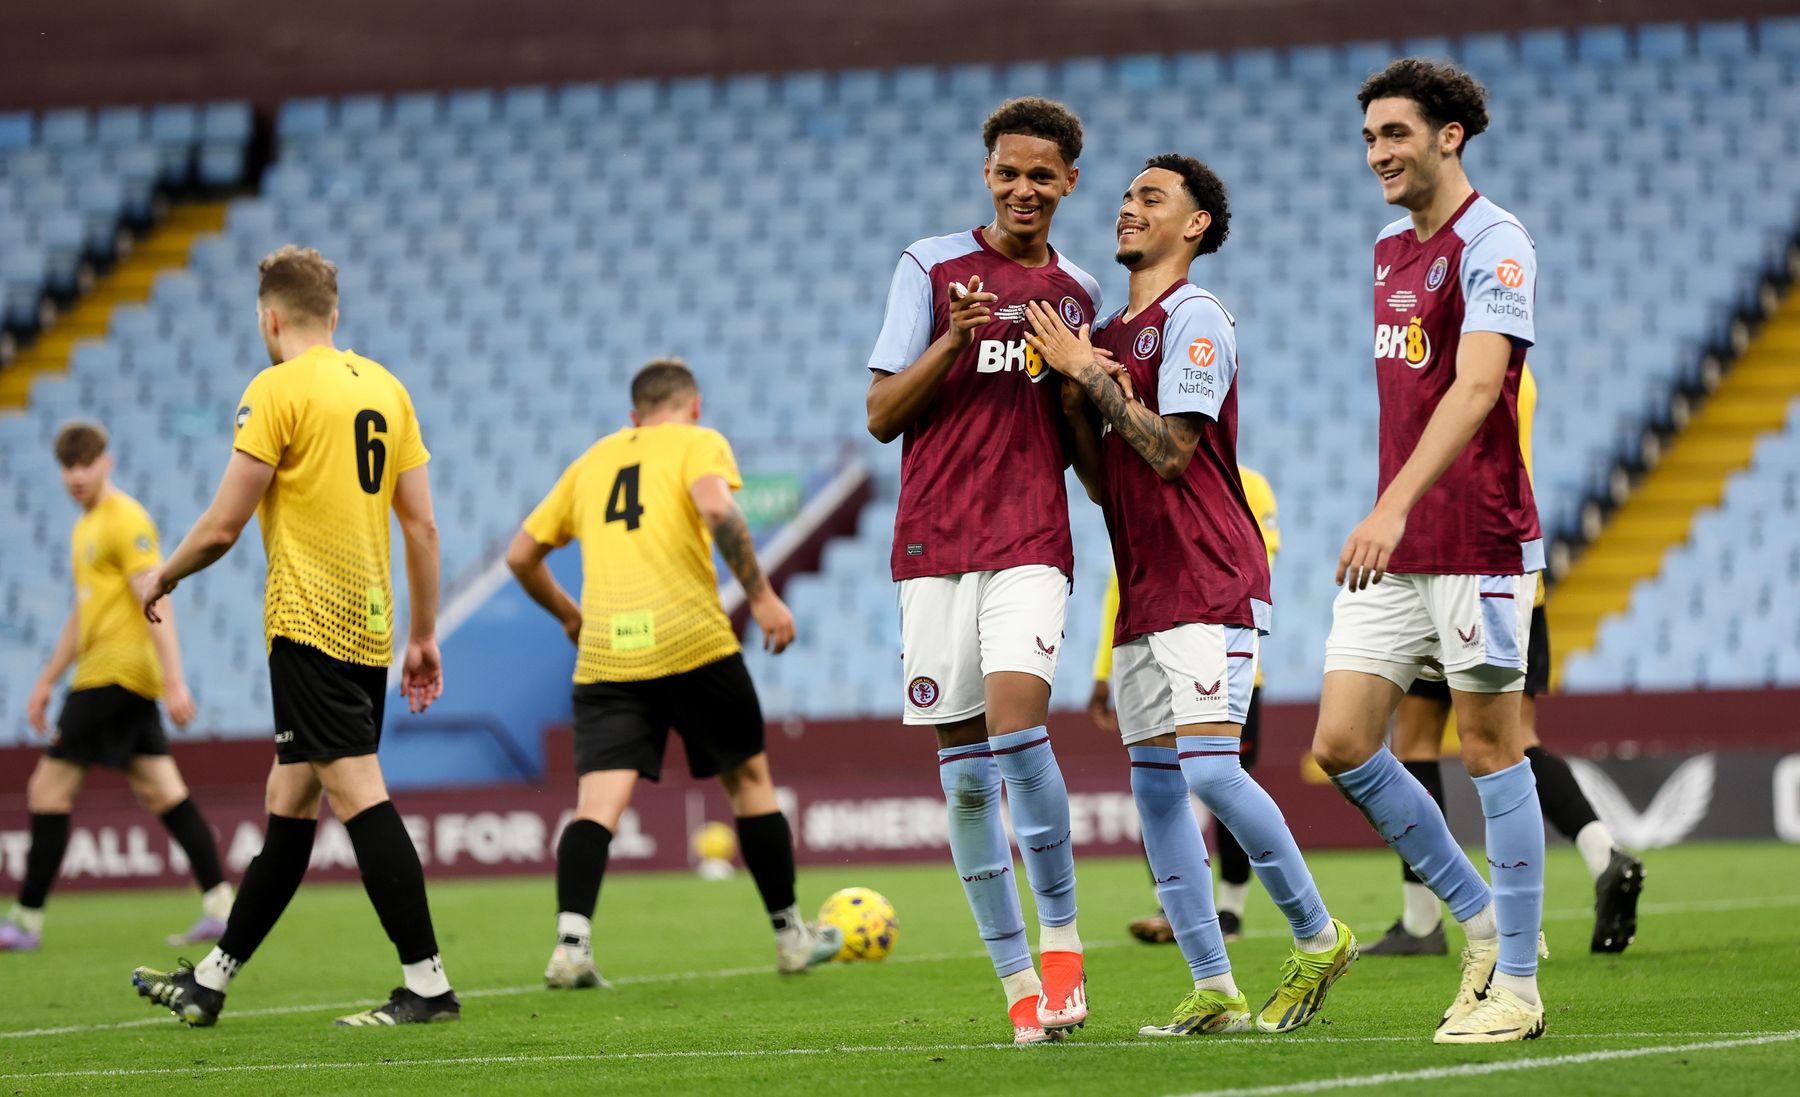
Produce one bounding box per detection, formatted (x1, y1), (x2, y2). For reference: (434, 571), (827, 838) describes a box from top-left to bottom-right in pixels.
(1357, 58), (1490, 157)
(1143, 154), (1230, 257)
(257, 245), (339, 323)
(982, 97), (1084, 165)
(53, 419), (108, 467)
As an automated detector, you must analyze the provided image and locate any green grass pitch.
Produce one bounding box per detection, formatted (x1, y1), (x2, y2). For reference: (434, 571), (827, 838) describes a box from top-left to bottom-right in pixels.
(2, 842), (1797, 1095)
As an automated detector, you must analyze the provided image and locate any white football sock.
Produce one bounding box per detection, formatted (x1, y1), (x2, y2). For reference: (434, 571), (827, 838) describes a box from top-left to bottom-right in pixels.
(1401, 882), (1442, 936)
(1575, 821), (1616, 881)
(11, 905), (44, 936)
(556, 912), (592, 950)
(194, 947), (239, 992)
(1216, 881), (1249, 918)
(1195, 972), (1240, 998)
(1297, 920), (1339, 954)
(202, 883), (234, 922)
(1459, 901), (1498, 942)
(1491, 970), (1541, 1007)
(403, 954), (451, 998)
(1039, 920), (1082, 955)
(1001, 967), (1042, 1006)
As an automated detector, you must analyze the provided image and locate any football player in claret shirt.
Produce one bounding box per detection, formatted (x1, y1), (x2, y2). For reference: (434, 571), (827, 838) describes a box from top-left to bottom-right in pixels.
(506, 358), (839, 988)
(128, 246), (456, 1029)
(1, 422), (234, 954)
(1027, 155), (1354, 1038)
(864, 97), (1103, 1045)
(1310, 59), (1548, 1044)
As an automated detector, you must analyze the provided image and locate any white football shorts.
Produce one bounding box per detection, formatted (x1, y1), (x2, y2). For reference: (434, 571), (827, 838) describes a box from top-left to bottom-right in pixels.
(1323, 571), (1533, 694)
(1113, 623), (1260, 745)
(897, 565), (1068, 725)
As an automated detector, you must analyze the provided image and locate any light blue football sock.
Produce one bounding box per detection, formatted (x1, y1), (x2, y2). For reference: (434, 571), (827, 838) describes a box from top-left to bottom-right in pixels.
(1473, 758), (1546, 977)
(938, 744), (1031, 978)
(1332, 746), (1492, 923)
(1179, 735), (1331, 940)
(989, 726), (1077, 930)
(1130, 746), (1231, 980)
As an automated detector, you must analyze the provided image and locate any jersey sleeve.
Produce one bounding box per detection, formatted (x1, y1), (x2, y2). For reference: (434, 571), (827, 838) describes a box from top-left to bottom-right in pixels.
(1460, 222), (1536, 346)
(866, 252), (935, 374)
(1092, 571), (1120, 681)
(116, 506), (161, 576)
(232, 369), (292, 466)
(685, 428), (743, 491)
(394, 382), (431, 474)
(1155, 298), (1237, 421)
(522, 461), (581, 548)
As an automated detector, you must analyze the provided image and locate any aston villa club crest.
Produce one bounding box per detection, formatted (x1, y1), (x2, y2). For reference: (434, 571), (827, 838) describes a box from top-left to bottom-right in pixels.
(1133, 326), (1160, 359)
(1059, 295), (1084, 328)
(1426, 256), (1449, 291)
(908, 676), (940, 708)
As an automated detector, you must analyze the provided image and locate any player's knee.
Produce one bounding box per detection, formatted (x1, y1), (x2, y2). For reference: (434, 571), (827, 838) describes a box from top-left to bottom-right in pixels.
(1309, 728), (1371, 776)
(25, 772), (73, 813)
(132, 777), (188, 815)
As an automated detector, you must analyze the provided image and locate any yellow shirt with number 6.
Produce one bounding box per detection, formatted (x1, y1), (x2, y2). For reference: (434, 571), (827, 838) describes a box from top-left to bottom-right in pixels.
(232, 345), (429, 667)
(523, 422), (743, 683)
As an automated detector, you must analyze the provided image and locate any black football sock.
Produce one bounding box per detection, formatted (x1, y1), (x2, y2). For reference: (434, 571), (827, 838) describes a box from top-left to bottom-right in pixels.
(18, 813), (71, 910)
(736, 811), (798, 923)
(159, 798), (226, 892)
(1215, 816), (1252, 887)
(1525, 745), (1600, 841)
(555, 819), (612, 919)
(344, 800), (440, 965)
(217, 814), (316, 964)
(1399, 761), (1446, 885)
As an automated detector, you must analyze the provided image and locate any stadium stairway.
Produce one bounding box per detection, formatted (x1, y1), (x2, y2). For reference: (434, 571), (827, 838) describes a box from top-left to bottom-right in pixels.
(1551, 286), (1800, 678)
(0, 202), (229, 408)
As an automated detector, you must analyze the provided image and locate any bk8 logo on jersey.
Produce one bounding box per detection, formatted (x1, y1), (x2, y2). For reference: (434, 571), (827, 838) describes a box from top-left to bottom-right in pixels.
(975, 339), (1049, 382)
(1375, 316), (1432, 369)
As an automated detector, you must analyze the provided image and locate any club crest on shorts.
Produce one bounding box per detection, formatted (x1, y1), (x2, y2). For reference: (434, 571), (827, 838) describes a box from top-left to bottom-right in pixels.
(1059, 295), (1084, 328)
(908, 676), (940, 708)
(1426, 255), (1449, 291)
(1133, 326), (1160, 359)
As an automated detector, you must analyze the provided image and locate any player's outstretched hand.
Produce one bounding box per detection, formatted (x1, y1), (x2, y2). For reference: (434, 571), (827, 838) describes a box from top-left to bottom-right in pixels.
(751, 590), (796, 654)
(946, 274), (996, 349)
(1087, 679), (1117, 732)
(164, 681), (197, 728)
(403, 637), (445, 713)
(1021, 300), (1093, 378)
(132, 567), (176, 624)
(1337, 506), (1406, 590)
(26, 677), (51, 737)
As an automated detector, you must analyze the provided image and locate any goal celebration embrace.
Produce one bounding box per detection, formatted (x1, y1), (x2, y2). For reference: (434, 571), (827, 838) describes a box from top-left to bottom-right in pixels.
(4, 8), (1797, 1096)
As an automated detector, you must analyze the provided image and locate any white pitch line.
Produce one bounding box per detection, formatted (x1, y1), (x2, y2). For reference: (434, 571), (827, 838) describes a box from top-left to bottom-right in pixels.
(1162, 1030), (1800, 1097)
(5, 1032), (1799, 1082)
(6, 891), (1797, 1041)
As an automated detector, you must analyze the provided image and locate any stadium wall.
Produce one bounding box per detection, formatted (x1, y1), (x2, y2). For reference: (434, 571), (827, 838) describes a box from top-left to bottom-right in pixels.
(4, 0), (1795, 109)
(4, 688), (1796, 892)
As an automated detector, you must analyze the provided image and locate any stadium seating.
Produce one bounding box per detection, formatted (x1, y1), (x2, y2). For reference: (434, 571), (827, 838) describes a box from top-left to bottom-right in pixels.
(1, 18), (1797, 742)
(0, 101), (253, 332)
(1562, 396), (1800, 692)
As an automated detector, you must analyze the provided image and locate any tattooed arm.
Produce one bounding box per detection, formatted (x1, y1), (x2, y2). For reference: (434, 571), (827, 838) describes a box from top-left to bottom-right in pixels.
(1025, 301), (1201, 482)
(691, 474), (796, 653)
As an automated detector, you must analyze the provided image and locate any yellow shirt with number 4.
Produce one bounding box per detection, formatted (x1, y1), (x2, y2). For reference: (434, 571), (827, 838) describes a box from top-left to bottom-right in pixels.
(523, 422), (743, 684)
(232, 345), (429, 667)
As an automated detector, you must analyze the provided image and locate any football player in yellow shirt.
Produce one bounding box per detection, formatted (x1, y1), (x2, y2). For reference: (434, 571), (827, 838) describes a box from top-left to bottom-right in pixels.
(1, 422), (233, 953)
(507, 358), (840, 987)
(1088, 465), (1278, 945)
(1363, 364), (1644, 958)
(127, 247), (457, 1029)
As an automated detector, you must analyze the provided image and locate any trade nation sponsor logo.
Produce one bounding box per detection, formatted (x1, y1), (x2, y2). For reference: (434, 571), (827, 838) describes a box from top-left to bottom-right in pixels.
(1496, 257), (1525, 288)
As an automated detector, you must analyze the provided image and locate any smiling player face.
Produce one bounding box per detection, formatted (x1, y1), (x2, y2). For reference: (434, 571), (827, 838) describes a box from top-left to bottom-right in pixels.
(983, 133), (1077, 247)
(1114, 167), (1209, 271)
(1363, 96), (1462, 211)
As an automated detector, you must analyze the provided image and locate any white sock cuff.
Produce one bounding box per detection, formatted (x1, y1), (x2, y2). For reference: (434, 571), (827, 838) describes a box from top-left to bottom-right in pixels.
(1000, 967), (1041, 1005)
(402, 954), (451, 998)
(556, 912), (592, 943)
(1216, 881), (1250, 917)
(1459, 901), (1498, 942)
(1039, 920), (1082, 955)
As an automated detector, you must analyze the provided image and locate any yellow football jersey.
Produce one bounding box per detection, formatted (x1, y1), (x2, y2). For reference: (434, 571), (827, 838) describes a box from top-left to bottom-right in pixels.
(523, 422), (744, 684)
(1094, 465), (1279, 685)
(1519, 363), (1545, 608)
(232, 345), (429, 666)
(69, 489), (164, 699)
